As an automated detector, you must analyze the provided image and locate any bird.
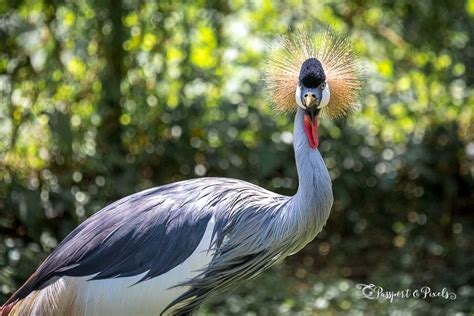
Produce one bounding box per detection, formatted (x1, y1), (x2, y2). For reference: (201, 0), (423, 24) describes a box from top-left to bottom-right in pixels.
(1, 31), (361, 316)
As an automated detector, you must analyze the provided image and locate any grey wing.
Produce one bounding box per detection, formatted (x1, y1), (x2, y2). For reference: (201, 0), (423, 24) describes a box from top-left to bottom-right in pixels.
(4, 179), (214, 306)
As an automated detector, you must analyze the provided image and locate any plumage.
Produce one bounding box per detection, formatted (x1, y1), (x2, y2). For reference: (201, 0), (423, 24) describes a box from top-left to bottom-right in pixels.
(1, 109), (333, 315)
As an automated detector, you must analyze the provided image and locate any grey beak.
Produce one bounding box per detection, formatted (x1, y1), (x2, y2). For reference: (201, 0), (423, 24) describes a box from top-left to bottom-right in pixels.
(301, 86), (322, 108)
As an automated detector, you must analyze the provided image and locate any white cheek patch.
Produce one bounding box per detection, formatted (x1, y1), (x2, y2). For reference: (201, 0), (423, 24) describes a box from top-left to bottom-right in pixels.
(295, 85), (305, 110)
(319, 83), (330, 108)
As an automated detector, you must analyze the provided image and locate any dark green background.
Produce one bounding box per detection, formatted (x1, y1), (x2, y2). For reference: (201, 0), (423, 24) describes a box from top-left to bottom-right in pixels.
(1, 0), (473, 314)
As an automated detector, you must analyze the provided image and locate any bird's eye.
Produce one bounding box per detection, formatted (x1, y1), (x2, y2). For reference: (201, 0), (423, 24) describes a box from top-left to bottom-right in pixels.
(320, 82), (326, 90)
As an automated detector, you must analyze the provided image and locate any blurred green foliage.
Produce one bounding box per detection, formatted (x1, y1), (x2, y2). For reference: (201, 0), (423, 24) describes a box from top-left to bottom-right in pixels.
(0, 0), (473, 314)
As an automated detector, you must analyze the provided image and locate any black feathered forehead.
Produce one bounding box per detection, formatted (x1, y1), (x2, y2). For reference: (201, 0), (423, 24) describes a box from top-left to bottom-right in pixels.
(299, 58), (325, 88)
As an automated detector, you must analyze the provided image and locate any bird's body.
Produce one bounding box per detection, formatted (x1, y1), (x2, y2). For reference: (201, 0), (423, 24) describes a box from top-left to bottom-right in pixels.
(1, 110), (333, 315)
(1, 31), (362, 315)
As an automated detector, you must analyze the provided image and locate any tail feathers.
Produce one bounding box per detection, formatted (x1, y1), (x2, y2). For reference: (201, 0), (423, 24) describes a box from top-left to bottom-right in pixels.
(0, 300), (18, 316)
(1, 278), (78, 316)
(1, 291), (47, 316)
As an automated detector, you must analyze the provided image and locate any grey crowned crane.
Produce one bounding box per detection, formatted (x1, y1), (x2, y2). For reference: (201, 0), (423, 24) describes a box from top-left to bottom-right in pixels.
(1, 32), (361, 315)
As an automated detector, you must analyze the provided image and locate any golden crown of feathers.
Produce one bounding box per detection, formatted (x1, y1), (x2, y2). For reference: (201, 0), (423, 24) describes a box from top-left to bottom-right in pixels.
(264, 31), (362, 118)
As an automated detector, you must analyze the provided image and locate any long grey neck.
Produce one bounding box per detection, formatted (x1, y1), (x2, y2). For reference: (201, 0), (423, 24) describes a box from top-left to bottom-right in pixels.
(289, 109), (333, 235)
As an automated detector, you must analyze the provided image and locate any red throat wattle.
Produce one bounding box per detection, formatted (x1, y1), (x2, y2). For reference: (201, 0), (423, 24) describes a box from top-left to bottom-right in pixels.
(303, 114), (319, 149)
